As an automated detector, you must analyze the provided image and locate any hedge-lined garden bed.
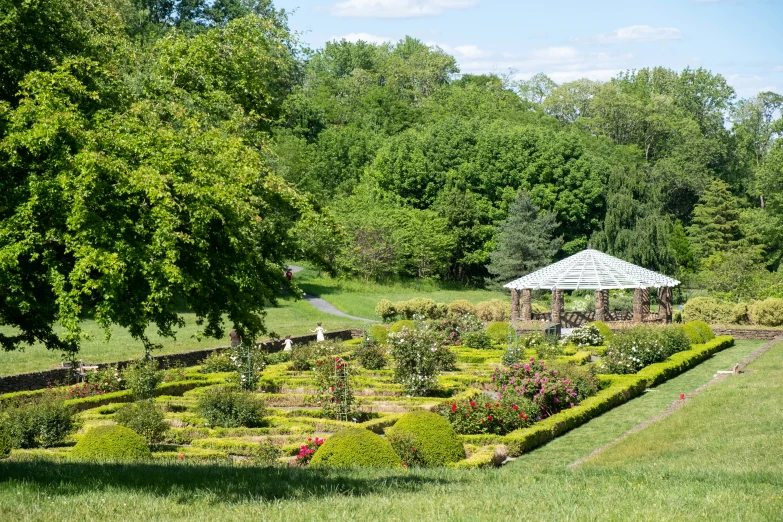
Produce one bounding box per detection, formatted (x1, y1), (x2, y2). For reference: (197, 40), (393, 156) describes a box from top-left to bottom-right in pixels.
(0, 315), (734, 470)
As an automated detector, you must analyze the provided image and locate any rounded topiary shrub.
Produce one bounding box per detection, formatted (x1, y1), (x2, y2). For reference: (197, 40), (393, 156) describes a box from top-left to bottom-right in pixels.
(462, 331), (493, 350)
(587, 321), (613, 342)
(684, 321), (714, 344)
(368, 324), (390, 342)
(390, 320), (415, 333)
(748, 298), (783, 326)
(0, 429), (11, 459)
(375, 299), (396, 322)
(71, 425), (151, 461)
(386, 411), (465, 467)
(486, 321), (511, 345)
(309, 428), (401, 469)
(682, 323), (704, 345)
(448, 300), (476, 317)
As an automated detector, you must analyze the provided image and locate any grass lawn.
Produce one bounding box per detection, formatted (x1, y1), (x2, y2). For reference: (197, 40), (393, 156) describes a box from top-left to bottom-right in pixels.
(295, 266), (508, 319)
(0, 297), (364, 376)
(1, 339), (780, 521)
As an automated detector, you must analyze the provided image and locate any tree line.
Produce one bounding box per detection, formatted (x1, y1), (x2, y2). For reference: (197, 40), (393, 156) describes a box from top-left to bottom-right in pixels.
(1, 0), (781, 356)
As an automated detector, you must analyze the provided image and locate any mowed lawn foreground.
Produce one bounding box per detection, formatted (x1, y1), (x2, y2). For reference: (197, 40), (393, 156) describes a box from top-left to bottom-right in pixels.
(0, 340), (781, 521)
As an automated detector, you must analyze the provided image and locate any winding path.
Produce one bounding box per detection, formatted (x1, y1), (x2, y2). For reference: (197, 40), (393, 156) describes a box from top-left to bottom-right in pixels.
(288, 265), (378, 323)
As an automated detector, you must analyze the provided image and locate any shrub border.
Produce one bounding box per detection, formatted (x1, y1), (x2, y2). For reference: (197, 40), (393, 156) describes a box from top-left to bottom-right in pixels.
(460, 336), (734, 456)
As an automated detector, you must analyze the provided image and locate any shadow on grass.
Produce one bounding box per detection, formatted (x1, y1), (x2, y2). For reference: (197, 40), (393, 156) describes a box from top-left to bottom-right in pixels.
(297, 282), (344, 298)
(0, 459), (455, 503)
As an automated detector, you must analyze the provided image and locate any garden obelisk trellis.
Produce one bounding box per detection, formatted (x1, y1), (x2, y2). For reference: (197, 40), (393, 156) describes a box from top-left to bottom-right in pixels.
(505, 247), (679, 325)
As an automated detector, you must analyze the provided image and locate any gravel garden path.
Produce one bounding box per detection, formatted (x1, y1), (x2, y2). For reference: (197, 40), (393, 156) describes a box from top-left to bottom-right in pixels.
(288, 265), (378, 323)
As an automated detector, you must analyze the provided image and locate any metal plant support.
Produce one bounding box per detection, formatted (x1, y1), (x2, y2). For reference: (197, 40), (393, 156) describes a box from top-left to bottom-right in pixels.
(504, 324), (520, 366)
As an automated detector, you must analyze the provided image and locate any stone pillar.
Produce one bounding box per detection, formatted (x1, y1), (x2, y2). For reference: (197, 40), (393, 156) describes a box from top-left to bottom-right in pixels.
(594, 289), (608, 322)
(511, 289), (520, 322)
(658, 286), (673, 323)
(551, 289), (564, 324)
(521, 289), (532, 321)
(633, 288), (650, 323)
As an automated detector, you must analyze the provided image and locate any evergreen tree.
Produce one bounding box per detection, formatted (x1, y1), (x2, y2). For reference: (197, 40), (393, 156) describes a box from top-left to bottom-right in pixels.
(687, 179), (744, 261)
(487, 192), (562, 282)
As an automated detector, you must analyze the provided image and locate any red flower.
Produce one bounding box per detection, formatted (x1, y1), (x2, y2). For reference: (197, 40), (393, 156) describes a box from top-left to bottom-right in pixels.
(317, 361), (322, 366)
(679, 393), (685, 400)
(451, 403), (457, 413)
(178, 455), (184, 460)
(512, 404), (519, 410)
(330, 387), (334, 391)
(469, 401), (476, 407)
(487, 415), (493, 421)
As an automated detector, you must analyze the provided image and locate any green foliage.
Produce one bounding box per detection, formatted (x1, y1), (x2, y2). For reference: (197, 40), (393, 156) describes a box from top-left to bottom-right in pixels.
(71, 425), (150, 462)
(461, 331), (493, 350)
(547, 362), (600, 401)
(200, 352), (236, 373)
(85, 364), (125, 392)
(0, 395), (79, 448)
(587, 321), (614, 342)
(486, 322), (511, 345)
(683, 297), (739, 324)
(123, 360), (164, 401)
(389, 328), (445, 395)
(386, 411), (465, 467)
(196, 387), (266, 428)
(747, 298), (783, 326)
(0, 429), (10, 459)
(682, 324), (704, 345)
(685, 321), (715, 343)
(534, 335), (562, 361)
(355, 341), (388, 370)
(448, 300), (476, 316)
(375, 299), (396, 322)
(254, 441), (284, 467)
(564, 324), (604, 347)
(687, 179), (744, 261)
(367, 324), (390, 343)
(601, 325), (690, 374)
(443, 395), (539, 435)
(487, 191), (563, 282)
(475, 300), (510, 322)
(114, 401), (169, 444)
(312, 355), (355, 420)
(309, 428), (402, 469)
(390, 320), (415, 333)
(227, 344), (267, 390)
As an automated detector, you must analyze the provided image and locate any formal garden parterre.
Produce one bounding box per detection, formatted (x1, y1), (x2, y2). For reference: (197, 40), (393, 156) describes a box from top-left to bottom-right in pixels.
(0, 303), (733, 470)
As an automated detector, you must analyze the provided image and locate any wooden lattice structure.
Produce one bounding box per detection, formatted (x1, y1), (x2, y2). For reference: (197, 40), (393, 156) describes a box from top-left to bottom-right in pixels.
(505, 247), (680, 326)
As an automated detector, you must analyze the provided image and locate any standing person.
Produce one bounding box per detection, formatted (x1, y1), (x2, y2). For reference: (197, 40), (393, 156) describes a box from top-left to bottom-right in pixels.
(283, 335), (293, 351)
(229, 329), (241, 347)
(285, 268), (293, 281)
(312, 322), (326, 342)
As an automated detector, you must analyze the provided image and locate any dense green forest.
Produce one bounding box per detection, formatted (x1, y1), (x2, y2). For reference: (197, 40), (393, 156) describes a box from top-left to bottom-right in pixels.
(1, 0), (782, 353)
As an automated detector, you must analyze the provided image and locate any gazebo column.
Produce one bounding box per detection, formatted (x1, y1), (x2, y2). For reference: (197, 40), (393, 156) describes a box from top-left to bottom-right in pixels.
(521, 289), (532, 321)
(658, 286), (673, 323)
(633, 288), (650, 323)
(594, 289), (608, 322)
(511, 289), (520, 322)
(551, 289), (564, 324)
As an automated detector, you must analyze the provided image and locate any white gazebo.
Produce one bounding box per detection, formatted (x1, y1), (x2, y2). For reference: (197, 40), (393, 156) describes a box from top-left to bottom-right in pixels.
(504, 247), (680, 324)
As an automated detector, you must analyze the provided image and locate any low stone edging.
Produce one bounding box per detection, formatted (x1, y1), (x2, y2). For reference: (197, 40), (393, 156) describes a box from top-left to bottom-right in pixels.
(0, 329), (356, 394)
(712, 328), (782, 340)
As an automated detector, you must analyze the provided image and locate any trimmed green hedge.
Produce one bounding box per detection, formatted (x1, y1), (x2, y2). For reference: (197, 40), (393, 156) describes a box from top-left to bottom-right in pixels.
(310, 428), (402, 468)
(486, 322), (511, 345)
(359, 413), (404, 434)
(0, 429), (10, 459)
(587, 321), (614, 342)
(390, 320), (415, 333)
(683, 321), (714, 344)
(386, 411), (465, 466)
(64, 378), (225, 411)
(448, 446), (495, 469)
(71, 425), (151, 461)
(461, 336), (734, 456)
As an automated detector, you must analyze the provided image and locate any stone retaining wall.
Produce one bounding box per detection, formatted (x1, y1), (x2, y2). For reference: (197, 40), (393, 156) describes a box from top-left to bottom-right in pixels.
(530, 311), (639, 327)
(0, 329), (356, 394)
(712, 328), (783, 340)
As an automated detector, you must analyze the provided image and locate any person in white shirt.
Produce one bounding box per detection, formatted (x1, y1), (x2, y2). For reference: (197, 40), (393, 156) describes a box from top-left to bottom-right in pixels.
(313, 322), (326, 342)
(283, 336), (293, 351)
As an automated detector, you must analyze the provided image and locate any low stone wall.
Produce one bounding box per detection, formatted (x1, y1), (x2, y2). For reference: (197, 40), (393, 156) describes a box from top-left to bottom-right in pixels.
(0, 329), (356, 394)
(530, 311), (636, 327)
(712, 328), (783, 340)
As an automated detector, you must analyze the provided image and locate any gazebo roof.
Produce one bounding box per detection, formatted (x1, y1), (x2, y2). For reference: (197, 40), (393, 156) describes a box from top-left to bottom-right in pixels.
(504, 248), (680, 291)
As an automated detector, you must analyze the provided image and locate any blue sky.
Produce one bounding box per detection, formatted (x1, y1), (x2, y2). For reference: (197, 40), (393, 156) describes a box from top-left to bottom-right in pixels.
(274, 0), (783, 98)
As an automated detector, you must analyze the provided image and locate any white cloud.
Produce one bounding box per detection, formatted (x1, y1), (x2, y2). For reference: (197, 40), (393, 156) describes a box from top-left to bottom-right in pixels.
(453, 45), (491, 59)
(530, 46), (579, 62)
(334, 32), (394, 44)
(331, 0), (478, 18)
(597, 25), (682, 43)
